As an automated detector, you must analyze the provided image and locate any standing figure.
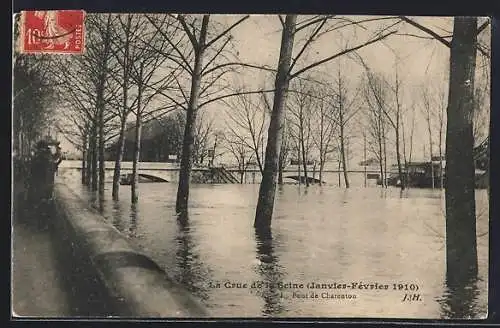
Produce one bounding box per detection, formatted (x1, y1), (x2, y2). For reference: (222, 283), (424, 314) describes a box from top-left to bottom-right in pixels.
(52, 143), (63, 176)
(27, 141), (54, 204)
(27, 140), (56, 229)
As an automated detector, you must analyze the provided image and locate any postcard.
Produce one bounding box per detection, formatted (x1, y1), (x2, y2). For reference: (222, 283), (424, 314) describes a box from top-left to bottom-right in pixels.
(11, 11), (490, 319)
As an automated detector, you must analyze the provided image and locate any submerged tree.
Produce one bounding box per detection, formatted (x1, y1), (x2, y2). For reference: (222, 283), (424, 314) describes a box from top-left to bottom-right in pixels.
(332, 69), (362, 188)
(147, 14), (251, 215)
(363, 72), (389, 188)
(254, 15), (396, 230)
(288, 79), (316, 187)
(445, 17), (479, 283)
(52, 14), (120, 196)
(225, 91), (269, 176)
(310, 85), (338, 186)
(399, 15), (490, 284)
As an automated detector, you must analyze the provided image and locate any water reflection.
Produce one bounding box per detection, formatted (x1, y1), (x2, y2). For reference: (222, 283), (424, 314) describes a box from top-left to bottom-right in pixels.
(254, 227), (286, 316)
(438, 276), (481, 319)
(129, 203), (138, 238)
(111, 200), (125, 233)
(174, 216), (210, 302)
(63, 179), (488, 318)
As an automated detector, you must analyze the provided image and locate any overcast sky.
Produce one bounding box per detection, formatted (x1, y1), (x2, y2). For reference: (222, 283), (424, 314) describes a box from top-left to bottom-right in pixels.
(58, 15), (490, 165)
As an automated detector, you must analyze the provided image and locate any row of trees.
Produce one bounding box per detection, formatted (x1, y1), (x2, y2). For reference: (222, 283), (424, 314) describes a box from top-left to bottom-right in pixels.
(17, 14), (489, 285)
(251, 15), (490, 289)
(13, 14), (57, 161)
(48, 14), (398, 209)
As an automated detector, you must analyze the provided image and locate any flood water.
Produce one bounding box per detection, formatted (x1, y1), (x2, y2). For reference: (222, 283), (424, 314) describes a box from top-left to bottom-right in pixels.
(59, 169), (489, 319)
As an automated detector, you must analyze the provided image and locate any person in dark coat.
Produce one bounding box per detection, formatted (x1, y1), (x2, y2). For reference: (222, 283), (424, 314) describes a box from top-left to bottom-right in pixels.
(27, 141), (55, 204)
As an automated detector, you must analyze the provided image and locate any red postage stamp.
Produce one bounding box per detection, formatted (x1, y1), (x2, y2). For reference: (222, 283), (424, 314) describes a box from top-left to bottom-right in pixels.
(19, 10), (85, 54)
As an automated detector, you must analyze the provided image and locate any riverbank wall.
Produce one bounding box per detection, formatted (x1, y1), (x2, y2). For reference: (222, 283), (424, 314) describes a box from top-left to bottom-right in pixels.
(52, 181), (209, 317)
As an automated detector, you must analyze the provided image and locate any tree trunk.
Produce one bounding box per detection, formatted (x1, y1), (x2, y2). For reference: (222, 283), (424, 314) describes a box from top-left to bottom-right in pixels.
(112, 118), (127, 200)
(428, 116), (435, 189)
(131, 83), (143, 204)
(278, 137), (286, 185)
(297, 146), (301, 186)
(319, 161), (324, 186)
(300, 129), (309, 187)
(91, 125), (98, 191)
(394, 110), (404, 190)
(377, 133), (384, 188)
(338, 155), (342, 187)
(439, 123), (444, 189)
(340, 123), (349, 188)
(401, 113), (409, 188)
(81, 134), (87, 185)
(278, 161), (284, 185)
(382, 122), (388, 188)
(338, 75), (350, 189)
(445, 16), (478, 284)
(254, 15), (296, 230)
(86, 134), (92, 187)
(176, 16), (209, 214)
(81, 149), (87, 185)
(240, 167), (245, 184)
(98, 90), (106, 200)
(363, 133), (367, 187)
(395, 125), (404, 190)
(113, 18), (131, 200)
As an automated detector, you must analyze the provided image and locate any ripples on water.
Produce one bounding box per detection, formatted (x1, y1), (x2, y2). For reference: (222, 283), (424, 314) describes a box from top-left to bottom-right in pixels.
(60, 171), (488, 319)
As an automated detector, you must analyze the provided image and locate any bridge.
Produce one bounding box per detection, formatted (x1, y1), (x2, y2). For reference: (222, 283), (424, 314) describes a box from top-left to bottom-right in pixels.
(285, 175), (324, 184)
(58, 162), (240, 185)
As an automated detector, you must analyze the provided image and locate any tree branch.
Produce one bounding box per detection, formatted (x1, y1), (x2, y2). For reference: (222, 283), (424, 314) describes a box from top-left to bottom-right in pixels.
(177, 15), (199, 48)
(290, 31), (396, 79)
(289, 18), (328, 74)
(199, 89), (275, 109)
(205, 15), (250, 49)
(399, 16), (451, 48)
(477, 19), (490, 35)
(203, 62), (277, 76)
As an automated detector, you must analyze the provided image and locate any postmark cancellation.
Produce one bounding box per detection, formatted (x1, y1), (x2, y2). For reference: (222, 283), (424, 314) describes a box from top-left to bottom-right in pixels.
(17, 10), (85, 54)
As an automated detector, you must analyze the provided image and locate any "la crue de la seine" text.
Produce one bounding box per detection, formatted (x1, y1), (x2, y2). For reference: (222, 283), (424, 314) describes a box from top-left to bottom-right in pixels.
(209, 281), (419, 291)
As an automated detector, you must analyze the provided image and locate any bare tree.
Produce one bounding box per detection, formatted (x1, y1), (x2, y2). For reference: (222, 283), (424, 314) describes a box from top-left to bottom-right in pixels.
(436, 87), (447, 189)
(399, 17), (490, 282)
(128, 27), (182, 203)
(94, 14), (116, 201)
(51, 14), (121, 196)
(310, 86), (337, 185)
(109, 14), (145, 200)
(363, 73), (389, 188)
(108, 14), (179, 200)
(332, 69), (362, 188)
(13, 54), (57, 164)
(445, 17), (480, 282)
(254, 15), (397, 229)
(400, 101), (417, 187)
(223, 134), (254, 183)
(193, 111), (215, 166)
(420, 81), (448, 189)
(225, 91), (269, 175)
(288, 78), (315, 187)
(262, 91), (292, 186)
(146, 14), (252, 215)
